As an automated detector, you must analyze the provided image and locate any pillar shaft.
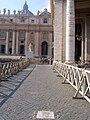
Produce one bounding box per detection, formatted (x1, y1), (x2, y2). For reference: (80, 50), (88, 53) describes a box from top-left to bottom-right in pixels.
(25, 31), (28, 53)
(16, 31), (19, 54)
(5, 31), (9, 54)
(54, 0), (63, 61)
(85, 18), (87, 62)
(66, 0), (75, 63)
(48, 32), (52, 57)
(12, 31), (15, 54)
(35, 32), (39, 56)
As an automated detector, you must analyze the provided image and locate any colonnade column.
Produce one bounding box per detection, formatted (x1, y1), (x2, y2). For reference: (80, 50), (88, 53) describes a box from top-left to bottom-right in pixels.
(66, 0), (75, 63)
(12, 31), (15, 54)
(85, 18), (87, 62)
(5, 31), (9, 54)
(54, 0), (63, 61)
(16, 31), (19, 54)
(34, 32), (39, 57)
(81, 23), (84, 62)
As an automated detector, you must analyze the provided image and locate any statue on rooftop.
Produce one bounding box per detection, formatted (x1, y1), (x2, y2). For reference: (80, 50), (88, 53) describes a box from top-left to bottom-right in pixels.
(8, 9), (10, 15)
(18, 10), (21, 15)
(3, 8), (6, 14)
(37, 10), (40, 15)
(13, 10), (16, 15)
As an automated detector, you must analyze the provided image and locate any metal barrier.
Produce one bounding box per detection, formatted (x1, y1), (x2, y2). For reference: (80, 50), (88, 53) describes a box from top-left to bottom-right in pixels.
(53, 61), (90, 103)
(0, 58), (30, 81)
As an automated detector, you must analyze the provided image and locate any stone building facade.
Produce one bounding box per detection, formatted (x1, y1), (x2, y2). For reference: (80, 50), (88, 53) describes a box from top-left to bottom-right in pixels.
(50, 0), (90, 63)
(0, 2), (53, 58)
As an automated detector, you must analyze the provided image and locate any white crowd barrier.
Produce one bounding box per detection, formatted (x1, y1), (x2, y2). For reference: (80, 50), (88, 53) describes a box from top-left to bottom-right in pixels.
(53, 61), (90, 103)
(0, 58), (30, 80)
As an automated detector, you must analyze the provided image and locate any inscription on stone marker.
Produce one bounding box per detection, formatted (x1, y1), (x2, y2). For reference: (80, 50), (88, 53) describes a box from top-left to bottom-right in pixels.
(36, 111), (54, 119)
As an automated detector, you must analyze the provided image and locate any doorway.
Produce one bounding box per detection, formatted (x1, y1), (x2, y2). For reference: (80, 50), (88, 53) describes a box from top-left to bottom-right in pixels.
(20, 45), (25, 55)
(1, 45), (5, 53)
(41, 41), (48, 56)
(9, 48), (12, 54)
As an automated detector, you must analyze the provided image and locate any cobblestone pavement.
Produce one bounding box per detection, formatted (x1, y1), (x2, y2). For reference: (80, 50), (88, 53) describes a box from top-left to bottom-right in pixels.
(0, 64), (35, 108)
(0, 65), (90, 120)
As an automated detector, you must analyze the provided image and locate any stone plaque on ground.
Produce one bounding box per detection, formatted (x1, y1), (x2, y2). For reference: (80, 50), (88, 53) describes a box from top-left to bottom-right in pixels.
(36, 111), (54, 119)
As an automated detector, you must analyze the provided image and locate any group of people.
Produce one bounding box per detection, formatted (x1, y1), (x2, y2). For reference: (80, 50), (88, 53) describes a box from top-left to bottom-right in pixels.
(40, 56), (53, 65)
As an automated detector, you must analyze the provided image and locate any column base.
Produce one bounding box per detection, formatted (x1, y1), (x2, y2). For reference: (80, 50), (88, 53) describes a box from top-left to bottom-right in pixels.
(65, 61), (76, 66)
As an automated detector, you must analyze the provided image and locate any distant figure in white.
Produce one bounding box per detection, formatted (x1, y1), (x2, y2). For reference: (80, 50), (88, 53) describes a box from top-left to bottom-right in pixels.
(28, 43), (32, 52)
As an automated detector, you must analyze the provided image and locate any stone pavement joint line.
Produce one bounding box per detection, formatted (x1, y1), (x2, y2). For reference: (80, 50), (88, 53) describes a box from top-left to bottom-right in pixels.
(0, 64), (36, 107)
(0, 65), (90, 120)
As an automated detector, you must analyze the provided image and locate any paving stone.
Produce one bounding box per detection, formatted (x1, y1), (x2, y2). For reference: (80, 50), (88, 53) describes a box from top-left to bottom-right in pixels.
(0, 64), (35, 107)
(0, 116), (4, 120)
(0, 65), (90, 120)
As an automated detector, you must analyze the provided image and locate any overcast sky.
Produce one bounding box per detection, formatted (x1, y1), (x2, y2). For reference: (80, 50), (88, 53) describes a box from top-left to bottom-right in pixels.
(0, 0), (50, 15)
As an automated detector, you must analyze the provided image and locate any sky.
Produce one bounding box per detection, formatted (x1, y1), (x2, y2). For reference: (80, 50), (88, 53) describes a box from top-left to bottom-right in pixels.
(0, 0), (50, 15)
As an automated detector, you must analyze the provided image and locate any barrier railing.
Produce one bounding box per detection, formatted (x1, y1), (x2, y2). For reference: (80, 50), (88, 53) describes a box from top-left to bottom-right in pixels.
(0, 58), (30, 81)
(53, 61), (90, 103)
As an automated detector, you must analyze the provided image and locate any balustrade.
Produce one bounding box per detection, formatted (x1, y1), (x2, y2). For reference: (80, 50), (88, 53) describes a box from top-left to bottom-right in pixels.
(53, 61), (90, 103)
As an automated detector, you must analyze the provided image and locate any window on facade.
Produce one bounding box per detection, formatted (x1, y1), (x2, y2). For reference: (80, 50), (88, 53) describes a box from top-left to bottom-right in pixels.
(9, 40), (12, 43)
(19, 31), (25, 39)
(31, 19), (34, 23)
(30, 32), (34, 39)
(21, 41), (24, 43)
(10, 19), (13, 22)
(21, 17), (25, 22)
(43, 18), (47, 23)
(0, 31), (6, 38)
(1, 45), (5, 53)
(42, 32), (48, 39)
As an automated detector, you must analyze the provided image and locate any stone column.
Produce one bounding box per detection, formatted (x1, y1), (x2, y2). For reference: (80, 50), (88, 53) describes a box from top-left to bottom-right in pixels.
(5, 31), (9, 54)
(34, 32), (39, 57)
(25, 31), (28, 53)
(12, 31), (15, 54)
(85, 18), (87, 62)
(16, 31), (19, 54)
(48, 32), (52, 57)
(38, 32), (41, 57)
(81, 23), (84, 62)
(66, 0), (75, 63)
(54, 0), (63, 61)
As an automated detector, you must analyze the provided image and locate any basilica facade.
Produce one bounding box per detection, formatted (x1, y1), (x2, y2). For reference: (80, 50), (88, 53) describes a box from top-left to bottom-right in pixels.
(0, 2), (53, 58)
(50, 0), (90, 63)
